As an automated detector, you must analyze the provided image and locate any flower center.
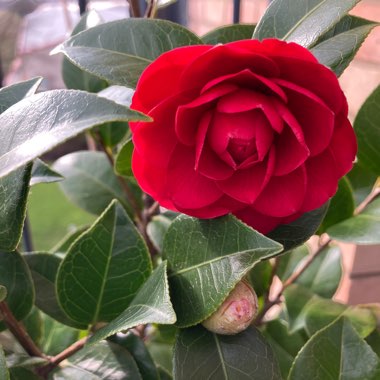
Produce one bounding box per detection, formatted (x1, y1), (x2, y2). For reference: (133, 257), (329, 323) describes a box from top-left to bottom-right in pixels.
(227, 137), (257, 164)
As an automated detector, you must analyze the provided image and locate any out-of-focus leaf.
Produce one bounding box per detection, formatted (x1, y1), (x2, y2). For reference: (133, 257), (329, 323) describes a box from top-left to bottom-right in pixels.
(0, 347), (9, 380)
(165, 214), (282, 327)
(115, 139), (134, 178)
(202, 24), (256, 44)
(49, 225), (89, 254)
(0, 285), (7, 302)
(247, 260), (272, 298)
(22, 307), (43, 347)
(147, 215), (172, 253)
(30, 159), (63, 186)
(277, 244), (309, 281)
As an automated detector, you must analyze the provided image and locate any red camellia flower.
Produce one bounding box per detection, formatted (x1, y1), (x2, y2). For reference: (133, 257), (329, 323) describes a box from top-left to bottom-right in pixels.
(130, 39), (357, 233)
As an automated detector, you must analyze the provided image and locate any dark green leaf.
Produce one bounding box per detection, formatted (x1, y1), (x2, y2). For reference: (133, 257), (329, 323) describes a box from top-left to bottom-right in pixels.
(366, 329), (380, 358)
(49, 226), (89, 254)
(288, 317), (380, 380)
(0, 285), (7, 302)
(30, 159), (63, 186)
(56, 19), (203, 87)
(267, 203), (329, 252)
(57, 200), (152, 326)
(10, 368), (43, 380)
(147, 215), (172, 253)
(319, 178), (355, 232)
(247, 260), (272, 298)
(88, 261), (176, 344)
(202, 24), (256, 44)
(24, 253), (85, 329)
(53, 151), (132, 215)
(173, 325), (281, 380)
(327, 197), (380, 244)
(277, 244), (309, 281)
(157, 367), (172, 380)
(115, 139), (134, 178)
(62, 10), (107, 93)
(147, 341), (173, 374)
(253, 0), (360, 48)
(0, 347), (9, 380)
(311, 16), (378, 75)
(0, 164), (32, 251)
(0, 251), (34, 330)
(22, 307), (43, 346)
(0, 90), (149, 179)
(110, 333), (159, 380)
(49, 341), (142, 380)
(165, 215), (283, 327)
(355, 85), (380, 175)
(0, 77), (42, 114)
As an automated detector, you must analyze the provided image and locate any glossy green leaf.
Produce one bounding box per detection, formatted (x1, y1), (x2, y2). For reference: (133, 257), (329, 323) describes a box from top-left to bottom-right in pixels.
(56, 19), (203, 87)
(0, 251), (34, 330)
(319, 178), (355, 232)
(147, 215), (172, 253)
(88, 261), (176, 344)
(0, 77), (42, 114)
(62, 10), (107, 93)
(49, 341), (142, 380)
(57, 200), (151, 326)
(0, 347), (9, 380)
(288, 317), (380, 380)
(173, 325), (281, 380)
(53, 151), (131, 215)
(110, 333), (159, 380)
(202, 24), (256, 44)
(24, 253), (85, 329)
(253, 0), (360, 48)
(50, 225), (89, 254)
(267, 203), (329, 252)
(0, 90), (149, 179)
(30, 159), (63, 186)
(277, 244), (309, 281)
(0, 164), (32, 251)
(165, 215), (282, 327)
(355, 85), (380, 175)
(115, 139), (134, 178)
(327, 197), (380, 244)
(311, 16), (378, 75)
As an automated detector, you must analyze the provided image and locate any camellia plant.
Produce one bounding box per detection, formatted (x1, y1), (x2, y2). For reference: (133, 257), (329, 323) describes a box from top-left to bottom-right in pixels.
(1, 0), (380, 378)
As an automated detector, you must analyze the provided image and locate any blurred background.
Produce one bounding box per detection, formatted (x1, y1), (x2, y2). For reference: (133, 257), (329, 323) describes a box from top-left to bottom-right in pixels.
(0, 0), (379, 305)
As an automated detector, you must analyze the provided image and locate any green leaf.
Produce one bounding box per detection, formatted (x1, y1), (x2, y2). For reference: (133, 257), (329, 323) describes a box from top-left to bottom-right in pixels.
(62, 10), (107, 93)
(57, 200), (151, 326)
(0, 77), (42, 114)
(253, 0), (360, 48)
(327, 197), (380, 244)
(147, 341), (173, 374)
(247, 260), (272, 298)
(267, 203), (329, 252)
(115, 139), (134, 178)
(173, 325), (281, 380)
(277, 244), (309, 281)
(22, 307), (43, 346)
(88, 261), (176, 345)
(288, 317), (380, 380)
(0, 164), (32, 251)
(110, 333), (159, 380)
(0, 347), (9, 380)
(24, 252), (85, 329)
(0, 251), (34, 330)
(0, 285), (7, 302)
(56, 19), (203, 87)
(49, 341), (142, 380)
(165, 214), (283, 327)
(5, 355), (47, 370)
(30, 159), (63, 186)
(157, 367), (172, 380)
(319, 178), (355, 232)
(147, 215), (172, 253)
(49, 226), (89, 254)
(9, 368), (43, 380)
(355, 85), (380, 175)
(202, 24), (256, 44)
(311, 16), (378, 76)
(366, 329), (380, 358)
(53, 151), (132, 216)
(0, 89), (149, 179)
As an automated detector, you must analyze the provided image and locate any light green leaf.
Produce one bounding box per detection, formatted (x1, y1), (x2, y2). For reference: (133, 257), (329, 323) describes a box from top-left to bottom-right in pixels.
(57, 200), (152, 326)
(202, 24), (256, 44)
(0, 89), (149, 179)
(147, 215), (172, 253)
(49, 341), (142, 380)
(355, 85), (380, 175)
(24, 252), (85, 329)
(311, 16), (378, 76)
(115, 139), (134, 178)
(173, 325), (281, 380)
(0, 251), (34, 330)
(56, 19), (203, 87)
(0, 164), (32, 251)
(0, 285), (7, 302)
(327, 197), (380, 244)
(30, 159), (63, 186)
(253, 0), (360, 48)
(0, 347), (9, 380)
(53, 151), (132, 216)
(164, 214), (283, 327)
(88, 261), (176, 345)
(288, 317), (380, 380)
(267, 203), (329, 252)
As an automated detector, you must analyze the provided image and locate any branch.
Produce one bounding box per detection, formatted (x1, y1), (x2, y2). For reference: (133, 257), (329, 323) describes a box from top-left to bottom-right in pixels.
(128, 0), (141, 17)
(145, 0), (158, 18)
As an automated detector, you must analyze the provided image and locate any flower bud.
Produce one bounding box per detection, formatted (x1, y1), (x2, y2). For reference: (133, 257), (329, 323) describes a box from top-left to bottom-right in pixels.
(202, 280), (258, 335)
